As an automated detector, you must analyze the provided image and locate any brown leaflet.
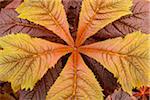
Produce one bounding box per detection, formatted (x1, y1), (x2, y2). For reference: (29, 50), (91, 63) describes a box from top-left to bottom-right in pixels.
(5, 0), (22, 9)
(105, 89), (135, 100)
(94, 0), (150, 40)
(0, 82), (18, 99)
(0, 0), (12, 11)
(62, 0), (82, 39)
(82, 55), (119, 97)
(0, 93), (16, 100)
(0, 9), (57, 37)
(19, 59), (63, 100)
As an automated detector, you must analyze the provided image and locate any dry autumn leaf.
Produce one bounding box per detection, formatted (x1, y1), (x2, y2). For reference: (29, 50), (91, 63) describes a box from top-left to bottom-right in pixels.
(0, 0), (149, 100)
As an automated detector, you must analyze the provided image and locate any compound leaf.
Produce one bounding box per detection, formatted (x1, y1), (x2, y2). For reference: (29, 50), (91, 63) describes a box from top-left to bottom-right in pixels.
(16, 0), (74, 46)
(46, 52), (103, 100)
(0, 34), (70, 92)
(95, 0), (150, 39)
(79, 31), (150, 94)
(75, 0), (132, 46)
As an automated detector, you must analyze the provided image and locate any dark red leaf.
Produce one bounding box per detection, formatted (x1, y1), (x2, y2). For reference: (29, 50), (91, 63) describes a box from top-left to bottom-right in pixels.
(93, 0), (150, 40)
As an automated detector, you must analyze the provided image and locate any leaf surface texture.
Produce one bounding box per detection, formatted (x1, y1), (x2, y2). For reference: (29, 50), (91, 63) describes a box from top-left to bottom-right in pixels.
(0, 9), (54, 37)
(19, 59), (62, 100)
(46, 52), (103, 100)
(0, 34), (70, 92)
(79, 32), (150, 94)
(16, 0), (74, 46)
(95, 0), (150, 39)
(75, 0), (132, 46)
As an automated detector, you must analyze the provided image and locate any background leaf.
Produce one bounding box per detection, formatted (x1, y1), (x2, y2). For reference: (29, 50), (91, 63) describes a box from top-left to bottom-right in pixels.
(46, 52), (103, 100)
(16, 0), (74, 46)
(0, 34), (70, 92)
(94, 0), (150, 40)
(0, 9), (55, 37)
(75, 0), (132, 46)
(0, 0), (12, 11)
(5, 0), (22, 9)
(79, 32), (150, 94)
(105, 89), (136, 100)
(62, 0), (82, 40)
(0, 92), (16, 100)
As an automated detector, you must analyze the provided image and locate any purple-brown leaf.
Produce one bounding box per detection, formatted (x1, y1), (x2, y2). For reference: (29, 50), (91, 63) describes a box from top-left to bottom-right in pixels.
(105, 89), (136, 100)
(5, 0), (22, 9)
(94, 0), (150, 39)
(0, 9), (54, 37)
(82, 55), (119, 97)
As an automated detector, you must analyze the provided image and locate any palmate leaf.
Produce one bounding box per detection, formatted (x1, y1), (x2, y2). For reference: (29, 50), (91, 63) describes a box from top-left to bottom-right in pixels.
(79, 31), (150, 94)
(0, 34), (70, 92)
(94, 0), (150, 39)
(46, 52), (103, 100)
(75, 0), (132, 46)
(16, 0), (74, 46)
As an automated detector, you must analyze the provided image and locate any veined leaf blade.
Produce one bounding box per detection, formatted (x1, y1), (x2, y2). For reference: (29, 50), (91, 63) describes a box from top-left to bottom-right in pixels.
(95, 0), (150, 39)
(0, 34), (70, 92)
(75, 0), (132, 46)
(46, 52), (103, 100)
(16, 0), (74, 46)
(0, 9), (54, 37)
(79, 31), (150, 94)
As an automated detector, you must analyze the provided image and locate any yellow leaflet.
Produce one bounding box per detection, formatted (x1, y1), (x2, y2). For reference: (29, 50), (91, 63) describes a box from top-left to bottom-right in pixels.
(76, 0), (132, 46)
(46, 52), (103, 100)
(0, 34), (70, 92)
(16, 0), (74, 46)
(79, 32), (150, 94)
